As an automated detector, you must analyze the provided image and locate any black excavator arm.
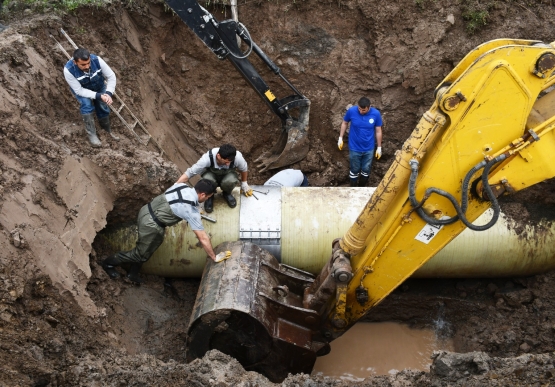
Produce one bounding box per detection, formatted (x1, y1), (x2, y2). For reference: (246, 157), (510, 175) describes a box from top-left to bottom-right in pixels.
(165, 0), (310, 171)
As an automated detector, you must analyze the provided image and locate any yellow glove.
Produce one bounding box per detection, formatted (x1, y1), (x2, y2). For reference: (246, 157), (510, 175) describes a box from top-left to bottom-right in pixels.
(375, 146), (382, 160)
(241, 182), (253, 197)
(215, 251), (231, 263)
(337, 137), (343, 151)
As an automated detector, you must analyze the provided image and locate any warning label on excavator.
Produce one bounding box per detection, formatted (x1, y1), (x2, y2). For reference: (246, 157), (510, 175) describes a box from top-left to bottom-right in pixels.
(264, 89), (276, 101)
(415, 222), (444, 244)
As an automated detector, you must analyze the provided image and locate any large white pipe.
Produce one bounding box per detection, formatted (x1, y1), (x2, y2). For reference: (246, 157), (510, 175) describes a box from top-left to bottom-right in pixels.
(416, 209), (555, 278)
(100, 186), (555, 278)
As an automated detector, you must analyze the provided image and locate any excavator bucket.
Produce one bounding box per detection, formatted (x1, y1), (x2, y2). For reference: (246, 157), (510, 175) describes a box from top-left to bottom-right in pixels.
(187, 241), (321, 383)
(254, 99), (310, 172)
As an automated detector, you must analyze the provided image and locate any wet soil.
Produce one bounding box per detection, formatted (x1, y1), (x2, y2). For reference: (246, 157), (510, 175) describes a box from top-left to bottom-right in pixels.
(2, 0), (555, 385)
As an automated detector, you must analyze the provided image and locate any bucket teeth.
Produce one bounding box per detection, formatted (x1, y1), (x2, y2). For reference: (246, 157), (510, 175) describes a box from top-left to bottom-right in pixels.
(255, 99), (310, 172)
(255, 127), (309, 172)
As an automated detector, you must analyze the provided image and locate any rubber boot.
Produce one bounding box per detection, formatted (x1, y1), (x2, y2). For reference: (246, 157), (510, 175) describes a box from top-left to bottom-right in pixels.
(349, 178), (358, 187)
(98, 115), (120, 141)
(223, 191), (237, 208)
(358, 177), (369, 187)
(126, 263), (144, 285)
(204, 195), (214, 213)
(82, 113), (101, 147)
(101, 254), (122, 279)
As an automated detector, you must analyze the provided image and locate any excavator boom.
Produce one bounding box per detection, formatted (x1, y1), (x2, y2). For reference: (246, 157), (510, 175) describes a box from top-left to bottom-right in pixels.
(186, 39), (555, 382)
(335, 39), (555, 327)
(165, 0), (310, 171)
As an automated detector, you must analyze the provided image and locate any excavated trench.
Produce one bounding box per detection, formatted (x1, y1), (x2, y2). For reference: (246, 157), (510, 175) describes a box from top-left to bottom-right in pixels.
(2, 0), (555, 385)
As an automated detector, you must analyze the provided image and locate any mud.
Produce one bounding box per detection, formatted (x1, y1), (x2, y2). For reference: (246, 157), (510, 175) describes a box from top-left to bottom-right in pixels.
(312, 322), (455, 379)
(1, 0), (555, 385)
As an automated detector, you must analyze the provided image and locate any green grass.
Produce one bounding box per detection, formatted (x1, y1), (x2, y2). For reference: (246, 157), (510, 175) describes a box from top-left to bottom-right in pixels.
(414, 0), (495, 34)
(414, 0), (426, 9)
(461, 0), (495, 34)
(462, 9), (489, 34)
(2, 0), (106, 14)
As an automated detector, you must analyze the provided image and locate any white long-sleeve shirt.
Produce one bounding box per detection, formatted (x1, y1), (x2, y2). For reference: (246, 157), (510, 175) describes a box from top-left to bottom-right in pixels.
(63, 56), (116, 99)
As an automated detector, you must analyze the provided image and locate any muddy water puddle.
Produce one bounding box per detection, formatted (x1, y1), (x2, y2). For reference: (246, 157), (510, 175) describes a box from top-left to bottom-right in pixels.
(312, 322), (454, 381)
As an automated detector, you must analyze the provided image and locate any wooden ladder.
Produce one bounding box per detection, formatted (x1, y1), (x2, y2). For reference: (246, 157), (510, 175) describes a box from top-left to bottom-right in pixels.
(52, 29), (165, 156)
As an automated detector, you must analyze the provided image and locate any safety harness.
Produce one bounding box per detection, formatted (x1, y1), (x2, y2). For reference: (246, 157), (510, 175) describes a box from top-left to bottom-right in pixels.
(148, 185), (197, 228)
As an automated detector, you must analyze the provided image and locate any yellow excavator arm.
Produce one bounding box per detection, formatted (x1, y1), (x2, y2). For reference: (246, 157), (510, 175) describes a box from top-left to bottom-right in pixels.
(185, 39), (555, 382)
(331, 39), (555, 328)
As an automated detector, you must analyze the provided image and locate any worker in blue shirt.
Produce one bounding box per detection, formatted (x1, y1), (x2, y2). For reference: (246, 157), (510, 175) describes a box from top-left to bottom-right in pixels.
(338, 97), (383, 187)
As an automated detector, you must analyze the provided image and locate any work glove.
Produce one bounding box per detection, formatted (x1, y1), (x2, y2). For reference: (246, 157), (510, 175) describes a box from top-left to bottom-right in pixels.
(375, 147), (382, 160)
(215, 251), (232, 263)
(337, 137), (343, 151)
(241, 181), (253, 197)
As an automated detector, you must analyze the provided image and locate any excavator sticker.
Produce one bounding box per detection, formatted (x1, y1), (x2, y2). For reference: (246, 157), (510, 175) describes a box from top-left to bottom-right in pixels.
(415, 222), (444, 244)
(264, 89), (276, 101)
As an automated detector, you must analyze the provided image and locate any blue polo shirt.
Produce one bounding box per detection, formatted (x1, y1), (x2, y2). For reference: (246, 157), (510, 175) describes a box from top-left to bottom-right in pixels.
(343, 106), (383, 152)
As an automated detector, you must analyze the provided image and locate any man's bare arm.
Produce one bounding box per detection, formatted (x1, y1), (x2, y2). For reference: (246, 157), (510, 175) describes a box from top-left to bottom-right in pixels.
(375, 126), (383, 147)
(339, 120), (349, 138)
(193, 229), (216, 261)
(240, 171), (248, 182)
(176, 173), (190, 184)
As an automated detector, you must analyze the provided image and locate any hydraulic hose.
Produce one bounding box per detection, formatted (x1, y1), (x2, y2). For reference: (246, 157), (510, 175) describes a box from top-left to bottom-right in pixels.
(197, 4), (254, 60)
(474, 155), (507, 231)
(409, 154), (507, 231)
(408, 159), (460, 226)
(460, 160), (488, 214)
(219, 22), (254, 60)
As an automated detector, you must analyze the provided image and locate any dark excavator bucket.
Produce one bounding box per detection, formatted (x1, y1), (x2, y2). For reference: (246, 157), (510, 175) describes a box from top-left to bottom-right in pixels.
(187, 241), (321, 383)
(254, 99), (310, 172)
